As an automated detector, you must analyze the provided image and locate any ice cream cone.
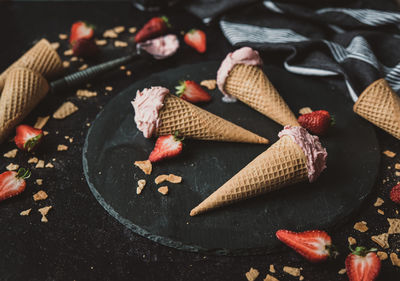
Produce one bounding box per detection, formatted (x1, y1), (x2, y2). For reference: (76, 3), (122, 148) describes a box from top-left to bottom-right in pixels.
(0, 38), (62, 92)
(0, 67), (49, 144)
(353, 78), (400, 140)
(224, 64), (299, 127)
(156, 94), (269, 144)
(190, 135), (308, 216)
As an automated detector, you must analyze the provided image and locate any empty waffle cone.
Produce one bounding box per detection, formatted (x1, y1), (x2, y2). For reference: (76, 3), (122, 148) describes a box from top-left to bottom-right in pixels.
(0, 67), (49, 144)
(224, 64), (299, 127)
(0, 38), (62, 92)
(156, 94), (268, 144)
(190, 135), (308, 216)
(353, 78), (400, 140)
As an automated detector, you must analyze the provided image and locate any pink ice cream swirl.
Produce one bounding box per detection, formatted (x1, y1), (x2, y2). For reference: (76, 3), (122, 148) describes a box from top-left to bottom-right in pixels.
(216, 47), (263, 103)
(137, 34), (179, 60)
(131, 86), (169, 138)
(278, 126), (327, 183)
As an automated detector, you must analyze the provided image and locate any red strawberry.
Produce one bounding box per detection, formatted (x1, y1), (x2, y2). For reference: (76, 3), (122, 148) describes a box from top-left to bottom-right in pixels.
(72, 38), (99, 58)
(175, 81), (212, 103)
(276, 230), (338, 263)
(390, 183), (400, 204)
(298, 110), (333, 136)
(346, 246), (381, 281)
(14, 125), (43, 152)
(135, 16), (170, 43)
(69, 21), (94, 44)
(0, 168), (31, 202)
(184, 29), (206, 53)
(149, 134), (183, 162)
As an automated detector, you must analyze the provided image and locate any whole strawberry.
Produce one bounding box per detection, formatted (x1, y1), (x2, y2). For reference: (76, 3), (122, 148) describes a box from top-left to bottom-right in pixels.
(14, 125), (43, 152)
(276, 229), (338, 263)
(175, 80), (211, 103)
(346, 246), (380, 281)
(149, 133), (183, 162)
(72, 38), (99, 58)
(69, 21), (94, 44)
(0, 168), (31, 202)
(135, 16), (170, 43)
(390, 183), (400, 204)
(298, 110), (333, 136)
(184, 29), (206, 53)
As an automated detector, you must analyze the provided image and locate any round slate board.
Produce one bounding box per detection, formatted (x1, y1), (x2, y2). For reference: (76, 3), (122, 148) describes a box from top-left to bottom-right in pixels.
(83, 61), (380, 255)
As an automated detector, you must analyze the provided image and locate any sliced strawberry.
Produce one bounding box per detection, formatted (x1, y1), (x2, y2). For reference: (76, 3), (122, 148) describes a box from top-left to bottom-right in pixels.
(72, 38), (99, 58)
(390, 183), (400, 204)
(135, 16), (170, 43)
(298, 110), (333, 136)
(0, 168), (31, 202)
(175, 81), (211, 103)
(184, 29), (206, 53)
(276, 229), (338, 263)
(14, 125), (43, 152)
(69, 21), (94, 44)
(346, 246), (381, 281)
(149, 133), (183, 162)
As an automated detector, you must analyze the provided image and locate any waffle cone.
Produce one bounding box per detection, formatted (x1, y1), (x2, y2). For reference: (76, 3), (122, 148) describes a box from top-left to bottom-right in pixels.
(190, 135), (308, 216)
(353, 79), (400, 140)
(224, 64), (299, 126)
(0, 38), (62, 92)
(0, 67), (49, 144)
(156, 94), (268, 144)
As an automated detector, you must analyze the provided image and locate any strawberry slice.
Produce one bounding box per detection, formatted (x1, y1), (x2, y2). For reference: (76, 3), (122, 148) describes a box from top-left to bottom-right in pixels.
(298, 110), (333, 136)
(135, 16), (170, 43)
(276, 229), (338, 263)
(0, 168), (31, 202)
(390, 183), (400, 204)
(346, 246), (381, 281)
(14, 125), (43, 152)
(149, 133), (183, 162)
(184, 29), (206, 53)
(69, 21), (94, 44)
(72, 38), (99, 58)
(175, 81), (211, 103)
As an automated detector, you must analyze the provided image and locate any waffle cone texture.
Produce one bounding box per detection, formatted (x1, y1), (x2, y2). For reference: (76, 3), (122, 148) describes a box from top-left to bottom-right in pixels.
(0, 38), (62, 92)
(190, 135), (308, 216)
(224, 64), (299, 127)
(155, 94), (268, 144)
(353, 79), (400, 140)
(0, 68), (49, 143)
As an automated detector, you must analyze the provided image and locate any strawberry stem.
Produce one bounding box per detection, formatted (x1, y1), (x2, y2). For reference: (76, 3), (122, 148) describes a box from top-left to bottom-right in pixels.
(161, 16), (171, 28)
(330, 115), (336, 126)
(175, 81), (186, 98)
(16, 168), (31, 180)
(24, 133), (43, 152)
(173, 131), (184, 142)
(350, 246), (377, 257)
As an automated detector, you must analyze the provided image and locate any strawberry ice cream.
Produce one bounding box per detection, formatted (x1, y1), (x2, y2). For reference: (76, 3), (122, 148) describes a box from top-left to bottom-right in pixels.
(217, 47), (263, 102)
(278, 126), (327, 182)
(137, 34), (179, 60)
(131, 86), (169, 138)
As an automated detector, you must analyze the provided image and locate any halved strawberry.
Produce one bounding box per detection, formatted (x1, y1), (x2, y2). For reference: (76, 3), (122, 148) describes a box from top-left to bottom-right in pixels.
(390, 183), (400, 204)
(72, 38), (99, 58)
(346, 246), (381, 281)
(298, 110), (333, 136)
(175, 81), (211, 103)
(0, 168), (31, 202)
(276, 229), (338, 263)
(149, 133), (183, 162)
(184, 29), (206, 53)
(69, 21), (94, 44)
(14, 125), (43, 152)
(135, 16), (170, 43)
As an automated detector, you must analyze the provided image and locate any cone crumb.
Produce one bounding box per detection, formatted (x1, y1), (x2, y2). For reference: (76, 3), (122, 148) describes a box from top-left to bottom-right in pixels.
(103, 29), (118, 38)
(348, 236), (356, 245)
(390, 253), (400, 267)
(269, 264), (275, 273)
(64, 49), (73, 56)
(95, 39), (107, 46)
(134, 160), (152, 175)
(4, 149), (18, 158)
(76, 89), (97, 98)
(374, 197), (384, 207)
(34, 116), (50, 129)
(6, 163), (19, 171)
(57, 144), (68, 151)
(28, 157), (39, 164)
(113, 26), (125, 33)
(114, 41), (128, 48)
(36, 179), (43, 185)
(136, 179), (146, 195)
(33, 190), (48, 201)
(377, 251), (388, 260)
(283, 266), (301, 277)
(371, 233), (389, 249)
(38, 206), (52, 223)
(200, 79), (216, 90)
(299, 107), (313, 115)
(168, 174), (182, 183)
(35, 160), (45, 168)
(58, 34), (67, 40)
(377, 209), (384, 215)
(53, 101), (78, 119)
(383, 150), (396, 158)
(158, 186), (169, 195)
(20, 209), (32, 216)
(264, 274), (279, 281)
(387, 218), (400, 234)
(128, 27), (137, 33)
(155, 175), (168, 184)
(338, 268), (346, 274)
(354, 221), (368, 232)
(245, 268), (259, 281)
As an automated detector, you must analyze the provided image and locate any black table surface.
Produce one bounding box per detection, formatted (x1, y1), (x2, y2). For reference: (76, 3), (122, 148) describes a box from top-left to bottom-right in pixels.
(0, 2), (399, 281)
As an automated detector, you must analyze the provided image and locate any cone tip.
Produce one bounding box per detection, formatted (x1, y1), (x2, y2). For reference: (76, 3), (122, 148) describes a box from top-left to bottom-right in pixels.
(189, 209), (198, 217)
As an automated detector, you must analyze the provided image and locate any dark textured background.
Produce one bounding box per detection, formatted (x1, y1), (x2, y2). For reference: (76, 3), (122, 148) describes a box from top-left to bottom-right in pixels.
(0, 2), (399, 281)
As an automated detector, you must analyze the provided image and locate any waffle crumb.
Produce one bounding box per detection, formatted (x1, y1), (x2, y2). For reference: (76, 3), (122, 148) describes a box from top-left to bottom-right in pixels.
(36, 160), (45, 168)
(103, 29), (118, 38)
(354, 221), (368, 232)
(136, 179), (146, 195)
(50, 42), (60, 50)
(38, 206), (52, 223)
(269, 264), (275, 273)
(264, 274), (279, 281)
(377, 251), (388, 260)
(4, 149), (18, 158)
(79, 64), (88, 71)
(155, 175), (169, 185)
(338, 268), (346, 274)
(299, 276), (304, 281)
(126, 70), (132, 76)
(95, 39), (107, 46)
(388, 218), (400, 234)
(390, 253), (400, 267)
(20, 209), (32, 216)
(245, 268), (259, 281)
(348, 236), (356, 245)
(57, 144), (68, 151)
(58, 34), (68, 40)
(128, 27), (137, 33)
(396, 163), (400, 169)
(64, 49), (73, 56)
(299, 107), (313, 115)
(33, 190), (48, 201)
(114, 40), (128, 47)
(6, 163), (19, 171)
(45, 162), (54, 168)
(374, 197), (384, 207)
(113, 26), (125, 33)
(158, 186), (169, 195)
(70, 56), (78, 62)
(28, 157), (39, 164)
(53, 101), (79, 119)
(371, 233), (389, 249)
(34, 116), (50, 129)
(76, 89), (97, 98)
(134, 160), (152, 175)
(168, 174), (182, 183)
(283, 266), (301, 277)
(383, 150), (396, 158)
(377, 209), (384, 215)
(105, 86), (113, 91)
(200, 79), (216, 90)
(36, 179), (43, 185)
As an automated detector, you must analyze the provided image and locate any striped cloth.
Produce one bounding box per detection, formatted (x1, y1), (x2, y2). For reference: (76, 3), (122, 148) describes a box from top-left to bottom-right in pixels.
(191, 0), (400, 102)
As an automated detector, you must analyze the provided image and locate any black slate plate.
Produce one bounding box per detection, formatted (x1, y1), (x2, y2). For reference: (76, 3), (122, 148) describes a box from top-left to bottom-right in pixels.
(83, 61), (380, 255)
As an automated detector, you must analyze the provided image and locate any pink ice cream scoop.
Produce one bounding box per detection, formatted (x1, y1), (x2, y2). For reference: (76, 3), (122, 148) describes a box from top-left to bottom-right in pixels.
(131, 86), (169, 138)
(137, 34), (179, 60)
(278, 126), (327, 182)
(216, 47), (263, 102)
